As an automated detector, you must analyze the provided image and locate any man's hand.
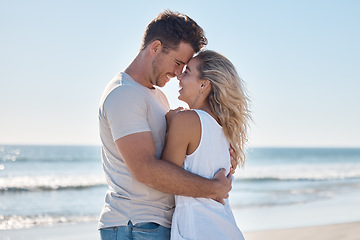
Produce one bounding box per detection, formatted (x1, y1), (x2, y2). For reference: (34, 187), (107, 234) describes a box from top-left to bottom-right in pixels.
(211, 168), (232, 205)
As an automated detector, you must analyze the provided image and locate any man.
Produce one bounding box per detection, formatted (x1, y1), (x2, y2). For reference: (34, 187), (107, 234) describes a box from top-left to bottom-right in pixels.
(98, 10), (233, 240)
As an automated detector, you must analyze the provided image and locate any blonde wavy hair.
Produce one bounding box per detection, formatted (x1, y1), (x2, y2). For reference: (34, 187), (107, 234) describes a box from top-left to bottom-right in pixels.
(195, 50), (251, 168)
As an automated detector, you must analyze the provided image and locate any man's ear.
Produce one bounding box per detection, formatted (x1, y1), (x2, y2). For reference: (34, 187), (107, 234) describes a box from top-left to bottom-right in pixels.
(149, 40), (162, 56)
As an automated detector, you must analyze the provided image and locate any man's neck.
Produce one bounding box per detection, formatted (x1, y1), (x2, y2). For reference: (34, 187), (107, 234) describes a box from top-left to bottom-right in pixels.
(124, 53), (154, 89)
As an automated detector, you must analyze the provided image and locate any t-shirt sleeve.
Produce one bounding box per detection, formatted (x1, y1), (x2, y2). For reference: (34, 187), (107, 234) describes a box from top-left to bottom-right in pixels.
(103, 86), (150, 141)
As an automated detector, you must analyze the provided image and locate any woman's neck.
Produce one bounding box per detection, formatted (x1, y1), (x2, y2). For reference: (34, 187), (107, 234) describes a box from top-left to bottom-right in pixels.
(191, 102), (220, 125)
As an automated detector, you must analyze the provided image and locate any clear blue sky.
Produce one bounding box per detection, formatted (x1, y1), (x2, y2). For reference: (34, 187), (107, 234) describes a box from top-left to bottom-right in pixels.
(1, 0), (359, 147)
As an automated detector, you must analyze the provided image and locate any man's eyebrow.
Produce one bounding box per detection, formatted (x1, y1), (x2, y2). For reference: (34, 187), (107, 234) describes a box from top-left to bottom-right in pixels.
(175, 59), (186, 65)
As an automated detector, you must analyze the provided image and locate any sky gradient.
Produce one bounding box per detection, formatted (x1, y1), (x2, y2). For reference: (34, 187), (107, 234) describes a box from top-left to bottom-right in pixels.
(1, 0), (359, 147)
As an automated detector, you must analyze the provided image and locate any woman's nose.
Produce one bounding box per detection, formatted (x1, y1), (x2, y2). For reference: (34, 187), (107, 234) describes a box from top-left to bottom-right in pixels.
(177, 73), (183, 80)
(175, 69), (181, 76)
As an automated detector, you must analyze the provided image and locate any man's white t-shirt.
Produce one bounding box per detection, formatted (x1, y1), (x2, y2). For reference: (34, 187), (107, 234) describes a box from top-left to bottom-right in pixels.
(98, 72), (174, 229)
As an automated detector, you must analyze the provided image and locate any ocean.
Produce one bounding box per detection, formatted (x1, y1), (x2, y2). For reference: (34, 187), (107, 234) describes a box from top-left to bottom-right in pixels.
(1, 145), (360, 231)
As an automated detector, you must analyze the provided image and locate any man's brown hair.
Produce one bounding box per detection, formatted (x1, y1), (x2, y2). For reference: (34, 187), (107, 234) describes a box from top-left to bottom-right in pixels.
(141, 10), (207, 53)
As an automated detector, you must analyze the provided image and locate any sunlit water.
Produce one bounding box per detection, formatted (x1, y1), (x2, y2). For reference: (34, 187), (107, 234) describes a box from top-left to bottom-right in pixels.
(1, 145), (359, 230)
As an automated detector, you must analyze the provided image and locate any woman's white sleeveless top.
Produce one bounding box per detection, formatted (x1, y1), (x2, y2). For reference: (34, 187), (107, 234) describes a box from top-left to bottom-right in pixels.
(170, 109), (244, 240)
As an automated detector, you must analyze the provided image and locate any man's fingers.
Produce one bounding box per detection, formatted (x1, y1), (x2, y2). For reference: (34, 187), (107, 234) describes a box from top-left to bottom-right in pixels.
(213, 168), (231, 205)
(212, 197), (226, 205)
(227, 171), (233, 182)
(216, 168), (226, 175)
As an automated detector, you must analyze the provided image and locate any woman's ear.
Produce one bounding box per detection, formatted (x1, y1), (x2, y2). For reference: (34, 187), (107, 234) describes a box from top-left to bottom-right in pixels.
(200, 79), (211, 94)
(200, 79), (211, 90)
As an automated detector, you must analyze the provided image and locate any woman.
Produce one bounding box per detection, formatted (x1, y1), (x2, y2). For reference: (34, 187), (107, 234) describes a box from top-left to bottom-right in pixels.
(161, 50), (250, 240)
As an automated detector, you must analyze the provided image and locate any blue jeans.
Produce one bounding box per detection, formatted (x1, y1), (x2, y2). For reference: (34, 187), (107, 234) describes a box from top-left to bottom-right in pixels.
(99, 221), (170, 240)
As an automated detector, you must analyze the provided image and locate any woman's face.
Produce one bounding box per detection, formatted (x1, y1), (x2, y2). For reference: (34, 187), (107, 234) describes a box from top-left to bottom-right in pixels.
(177, 57), (203, 105)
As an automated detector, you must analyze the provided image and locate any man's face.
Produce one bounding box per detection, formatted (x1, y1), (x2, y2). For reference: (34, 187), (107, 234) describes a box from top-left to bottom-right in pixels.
(151, 42), (195, 87)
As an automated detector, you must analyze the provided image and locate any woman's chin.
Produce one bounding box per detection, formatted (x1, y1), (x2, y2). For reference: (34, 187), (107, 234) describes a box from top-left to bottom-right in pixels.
(177, 96), (188, 105)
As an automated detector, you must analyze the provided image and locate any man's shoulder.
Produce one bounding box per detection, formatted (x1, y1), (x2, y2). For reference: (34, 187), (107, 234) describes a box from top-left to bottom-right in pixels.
(108, 82), (142, 96)
(103, 75), (145, 102)
(109, 73), (143, 92)
(104, 85), (146, 109)
(99, 74), (148, 116)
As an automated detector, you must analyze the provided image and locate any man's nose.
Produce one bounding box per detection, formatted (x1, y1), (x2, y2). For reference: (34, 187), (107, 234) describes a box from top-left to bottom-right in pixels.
(175, 69), (181, 76)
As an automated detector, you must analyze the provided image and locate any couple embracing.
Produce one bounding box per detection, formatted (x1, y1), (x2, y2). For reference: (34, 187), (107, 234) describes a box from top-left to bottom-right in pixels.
(98, 10), (250, 240)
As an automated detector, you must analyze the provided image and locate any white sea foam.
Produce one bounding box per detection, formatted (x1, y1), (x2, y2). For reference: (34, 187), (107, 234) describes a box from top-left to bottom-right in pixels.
(0, 175), (106, 192)
(0, 214), (98, 230)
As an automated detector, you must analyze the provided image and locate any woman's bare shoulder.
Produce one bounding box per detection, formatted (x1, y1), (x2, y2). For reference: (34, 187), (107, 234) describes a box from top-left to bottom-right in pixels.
(169, 110), (201, 145)
(172, 109), (200, 126)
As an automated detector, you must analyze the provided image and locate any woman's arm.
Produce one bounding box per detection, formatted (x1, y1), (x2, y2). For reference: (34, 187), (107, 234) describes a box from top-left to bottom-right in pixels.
(162, 110), (201, 167)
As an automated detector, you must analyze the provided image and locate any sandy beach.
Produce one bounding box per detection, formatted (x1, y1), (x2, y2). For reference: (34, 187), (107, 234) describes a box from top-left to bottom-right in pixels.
(1, 221), (359, 240)
(0, 221), (99, 240)
(244, 222), (360, 240)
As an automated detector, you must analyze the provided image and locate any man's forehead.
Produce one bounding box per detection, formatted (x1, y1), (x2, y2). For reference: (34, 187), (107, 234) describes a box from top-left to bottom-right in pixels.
(171, 42), (195, 63)
(174, 58), (187, 65)
(173, 52), (194, 65)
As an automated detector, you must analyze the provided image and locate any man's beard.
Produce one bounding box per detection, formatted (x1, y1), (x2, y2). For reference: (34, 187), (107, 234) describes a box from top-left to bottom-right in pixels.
(151, 55), (162, 87)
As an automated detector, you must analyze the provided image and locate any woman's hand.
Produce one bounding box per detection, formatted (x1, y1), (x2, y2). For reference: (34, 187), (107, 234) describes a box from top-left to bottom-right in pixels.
(166, 107), (184, 131)
(229, 146), (238, 174)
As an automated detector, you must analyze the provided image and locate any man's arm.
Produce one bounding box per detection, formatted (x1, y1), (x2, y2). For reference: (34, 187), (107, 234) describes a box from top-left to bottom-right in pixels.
(115, 132), (231, 202)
